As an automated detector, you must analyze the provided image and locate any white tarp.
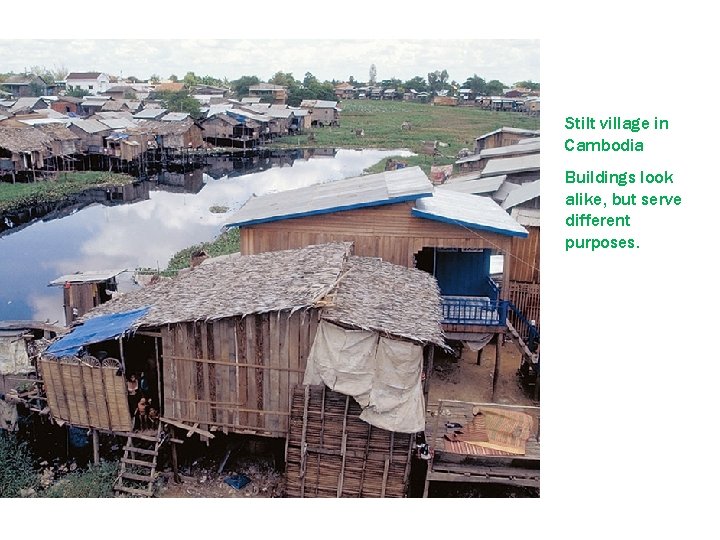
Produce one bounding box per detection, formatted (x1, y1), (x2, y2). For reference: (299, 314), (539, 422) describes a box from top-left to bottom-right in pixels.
(304, 320), (425, 433)
(0, 334), (32, 376)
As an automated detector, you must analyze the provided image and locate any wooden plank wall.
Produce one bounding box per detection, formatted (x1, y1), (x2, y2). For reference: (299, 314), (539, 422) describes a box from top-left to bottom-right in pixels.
(509, 226), (539, 283)
(240, 202), (514, 269)
(39, 359), (132, 431)
(286, 385), (413, 498)
(161, 309), (319, 437)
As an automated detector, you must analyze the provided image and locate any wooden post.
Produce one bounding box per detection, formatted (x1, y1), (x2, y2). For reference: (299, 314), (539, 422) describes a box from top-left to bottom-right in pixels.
(170, 426), (181, 483)
(424, 345), (434, 395)
(92, 429), (100, 465)
(491, 333), (502, 402)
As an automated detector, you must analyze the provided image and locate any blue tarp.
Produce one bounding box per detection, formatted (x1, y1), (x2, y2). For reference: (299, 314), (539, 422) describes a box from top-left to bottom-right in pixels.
(45, 307), (150, 357)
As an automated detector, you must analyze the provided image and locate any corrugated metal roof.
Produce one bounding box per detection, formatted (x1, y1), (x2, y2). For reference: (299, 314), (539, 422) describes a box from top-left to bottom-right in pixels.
(480, 141), (540, 158)
(411, 191), (528, 238)
(133, 108), (167, 119)
(481, 153), (540, 177)
(161, 112), (191, 121)
(436, 175), (506, 195)
(517, 136), (540, 145)
(226, 166), (433, 228)
(97, 117), (137, 130)
(70, 118), (111, 134)
(511, 207), (540, 227)
(492, 181), (521, 204)
(501, 179), (540, 210)
(475, 127), (540, 141)
(49, 269), (127, 286)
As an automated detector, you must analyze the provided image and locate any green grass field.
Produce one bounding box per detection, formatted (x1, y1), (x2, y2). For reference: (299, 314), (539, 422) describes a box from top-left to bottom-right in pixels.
(273, 100), (540, 172)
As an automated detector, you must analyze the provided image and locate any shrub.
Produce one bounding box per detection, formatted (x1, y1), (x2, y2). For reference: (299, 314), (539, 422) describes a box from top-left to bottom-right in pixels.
(0, 433), (38, 497)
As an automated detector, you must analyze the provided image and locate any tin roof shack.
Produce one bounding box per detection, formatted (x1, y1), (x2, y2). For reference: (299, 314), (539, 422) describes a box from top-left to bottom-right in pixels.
(1, 321), (65, 397)
(474, 126), (539, 153)
(0, 125), (52, 181)
(456, 139), (540, 173)
(241, 104), (293, 139)
(50, 96), (82, 115)
(248, 83), (288, 105)
(200, 112), (261, 150)
(49, 270), (126, 326)
(37, 123), (82, 161)
(67, 119), (112, 154)
(65, 72), (111, 95)
(300, 100), (340, 127)
(1, 75), (52, 98)
(226, 166), (528, 338)
(135, 119), (204, 152)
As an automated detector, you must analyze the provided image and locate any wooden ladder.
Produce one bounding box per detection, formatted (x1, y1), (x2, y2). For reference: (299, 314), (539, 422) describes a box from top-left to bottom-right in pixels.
(114, 429), (165, 497)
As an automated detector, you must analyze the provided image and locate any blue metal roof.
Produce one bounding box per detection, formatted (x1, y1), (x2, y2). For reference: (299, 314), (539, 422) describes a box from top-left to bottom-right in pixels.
(411, 191), (528, 238)
(225, 166), (433, 228)
(44, 307), (150, 357)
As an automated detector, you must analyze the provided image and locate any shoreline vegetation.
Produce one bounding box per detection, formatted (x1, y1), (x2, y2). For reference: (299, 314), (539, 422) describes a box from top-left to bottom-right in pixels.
(2, 101), (538, 273)
(0, 171), (136, 215)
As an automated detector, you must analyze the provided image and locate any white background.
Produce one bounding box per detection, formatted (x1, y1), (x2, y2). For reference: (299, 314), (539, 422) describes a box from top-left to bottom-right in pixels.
(6, 1), (720, 536)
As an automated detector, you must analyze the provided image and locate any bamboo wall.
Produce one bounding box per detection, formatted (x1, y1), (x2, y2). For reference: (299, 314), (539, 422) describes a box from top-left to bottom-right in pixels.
(509, 225), (539, 283)
(241, 201), (514, 268)
(39, 359), (132, 431)
(160, 309), (320, 437)
(286, 385), (413, 498)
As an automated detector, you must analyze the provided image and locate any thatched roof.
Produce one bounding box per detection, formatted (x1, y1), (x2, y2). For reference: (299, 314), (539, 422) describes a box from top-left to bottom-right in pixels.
(322, 256), (444, 346)
(128, 118), (199, 137)
(0, 125), (52, 152)
(84, 243), (353, 327)
(37, 123), (80, 141)
(82, 242), (444, 345)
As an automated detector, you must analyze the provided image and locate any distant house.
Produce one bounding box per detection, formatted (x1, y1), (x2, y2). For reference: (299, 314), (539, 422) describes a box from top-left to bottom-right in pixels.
(0, 126), (52, 178)
(65, 72), (111, 95)
(50, 96), (82, 115)
(67, 119), (113, 154)
(133, 108), (168, 120)
(152, 82), (185, 94)
(1, 74), (54, 98)
(474, 126), (539, 153)
(299, 100), (339, 127)
(101, 85), (137, 100)
(200, 112), (260, 150)
(248, 83), (288, 105)
(334, 82), (355, 100)
(8, 97), (49, 115)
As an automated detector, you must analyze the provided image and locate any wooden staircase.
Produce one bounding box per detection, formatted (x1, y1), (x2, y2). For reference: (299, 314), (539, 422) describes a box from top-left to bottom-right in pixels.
(114, 429), (166, 497)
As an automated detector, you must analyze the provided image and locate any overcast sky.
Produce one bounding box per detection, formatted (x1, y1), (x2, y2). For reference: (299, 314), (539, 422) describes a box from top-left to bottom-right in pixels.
(0, 39), (539, 86)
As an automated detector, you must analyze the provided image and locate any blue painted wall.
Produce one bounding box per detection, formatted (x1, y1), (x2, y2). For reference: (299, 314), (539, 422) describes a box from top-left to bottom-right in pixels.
(434, 249), (494, 297)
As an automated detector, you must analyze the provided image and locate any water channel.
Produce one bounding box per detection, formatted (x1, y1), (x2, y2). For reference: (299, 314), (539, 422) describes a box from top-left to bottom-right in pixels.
(0, 148), (412, 323)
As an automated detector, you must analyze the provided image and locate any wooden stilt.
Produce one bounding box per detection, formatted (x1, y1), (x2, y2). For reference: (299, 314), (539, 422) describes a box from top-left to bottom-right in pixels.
(92, 429), (100, 465)
(170, 426), (180, 483)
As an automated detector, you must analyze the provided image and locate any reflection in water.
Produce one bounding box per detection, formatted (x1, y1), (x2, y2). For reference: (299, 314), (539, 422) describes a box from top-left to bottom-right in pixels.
(0, 149), (412, 323)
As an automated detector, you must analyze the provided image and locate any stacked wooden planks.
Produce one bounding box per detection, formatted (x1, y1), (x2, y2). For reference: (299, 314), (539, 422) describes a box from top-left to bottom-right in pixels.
(286, 385), (413, 498)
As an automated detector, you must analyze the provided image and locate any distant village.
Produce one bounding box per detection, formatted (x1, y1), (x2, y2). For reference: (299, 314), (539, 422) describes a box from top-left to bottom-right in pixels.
(0, 71), (539, 182)
(1, 69), (541, 499)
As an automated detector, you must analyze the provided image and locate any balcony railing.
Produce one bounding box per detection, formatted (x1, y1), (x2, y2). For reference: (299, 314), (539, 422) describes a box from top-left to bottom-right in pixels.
(441, 296), (508, 326)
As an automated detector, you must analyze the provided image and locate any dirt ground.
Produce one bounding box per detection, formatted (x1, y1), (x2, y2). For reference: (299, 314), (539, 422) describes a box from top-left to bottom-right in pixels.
(428, 334), (537, 409)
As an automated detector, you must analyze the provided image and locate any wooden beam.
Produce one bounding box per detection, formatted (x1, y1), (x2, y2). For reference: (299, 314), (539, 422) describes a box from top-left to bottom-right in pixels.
(160, 417), (215, 439)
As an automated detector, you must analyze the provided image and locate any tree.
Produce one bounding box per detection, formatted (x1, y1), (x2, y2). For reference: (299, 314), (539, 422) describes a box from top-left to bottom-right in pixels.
(150, 74), (161, 84)
(157, 90), (201, 118)
(404, 76), (428, 93)
(348, 75), (355, 85)
(427, 69), (450, 94)
(464, 74), (487, 94)
(231, 75), (261, 97)
(169, 74), (178, 82)
(485, 79), (507, 96)
(514, 80), (540, 91)
(369, 64), (377, 86)
(268, 71), (298, 89)
(303, 72), (318, 88)
(67, 87), (90, 98)
(182, 72), (198, 86)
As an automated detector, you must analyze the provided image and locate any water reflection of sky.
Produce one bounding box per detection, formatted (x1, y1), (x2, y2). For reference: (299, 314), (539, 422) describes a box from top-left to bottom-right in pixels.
(0, 149), (412, 323)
